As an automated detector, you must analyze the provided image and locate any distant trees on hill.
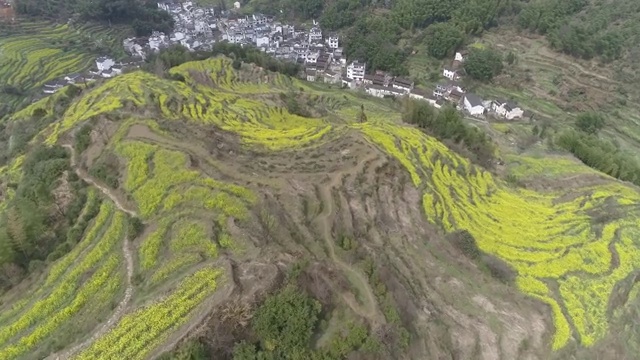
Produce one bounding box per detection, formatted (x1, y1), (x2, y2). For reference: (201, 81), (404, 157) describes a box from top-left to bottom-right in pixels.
(15, 0), (174, 36)
(518, 0), (626, 61)
(145, 43), (301, 78)
(402, 100), (495, 168)
(464, 48), (504, 82)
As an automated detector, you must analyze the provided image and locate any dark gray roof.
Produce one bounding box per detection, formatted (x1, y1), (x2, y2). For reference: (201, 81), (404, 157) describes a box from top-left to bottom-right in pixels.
(464, 93), (483, 107)
(505, 102), (518, 111)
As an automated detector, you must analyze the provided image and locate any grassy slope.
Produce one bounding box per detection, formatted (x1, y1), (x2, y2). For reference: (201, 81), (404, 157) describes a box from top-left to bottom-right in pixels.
(0, 57), (639, 359)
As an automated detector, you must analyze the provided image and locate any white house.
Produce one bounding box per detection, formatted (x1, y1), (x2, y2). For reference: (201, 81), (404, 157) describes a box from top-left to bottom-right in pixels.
(342, 77), (356, 89)
(346, 61), (365, 81)
(96, 56), (115, 72)
(326, 36), (339, 49)
(463, 93), (486, 116)
(454, 51), (468, 62)
(256, 36), (270, 47)
(43, 80), (65, 94)
(392, 77), (414, 94)
(305, 51), (320, 64)
(148, 32), (168, 51)
(365, 85), (404, 98)
(492, 100), (524, 120)
(309, 26), (322, 43)
(323, 70), (340, 85)
(306, 70), (317, 82)
(443, 68), (460, 81)
(409, 88), (429, 101)
(233, 1), (240, 8)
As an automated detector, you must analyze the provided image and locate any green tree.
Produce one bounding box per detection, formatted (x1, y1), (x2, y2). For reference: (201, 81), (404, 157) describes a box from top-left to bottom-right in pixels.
(464, 48), (503, 81)
(575, 112), (605, 135)
(424, 22), (465, 59)
(252, 285), (321, 353)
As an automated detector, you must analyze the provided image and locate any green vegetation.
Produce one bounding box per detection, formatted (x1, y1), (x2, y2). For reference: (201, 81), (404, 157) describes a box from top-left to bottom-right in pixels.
(556, 130), (640, 185)
(0, 145), (87, 287)
(423, 22), (465, 59)
(146, 43), (301, 78)
(575, 112), (605, 135)
(464, 47), (504, 82)
(402, 100), (495, 168)
(517, 0), (633, 61)
(2, 52), (640, 360)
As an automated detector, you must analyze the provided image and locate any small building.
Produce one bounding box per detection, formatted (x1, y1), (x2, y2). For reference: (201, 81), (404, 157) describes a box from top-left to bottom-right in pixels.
(233, 1), (240, 8)
(323, 70), (340, 84)
(309, 26), (323, 43)
(409, 88), (429, 101)
(306, 69), (317, 82)
(365, 84), (405, 98)
(392, 77), (414, 93)
(43, 80), (65, 94)
(448, 89), (464, 104)
(342, 77), (356, 89)
(463, 93), (486, 116)
(492, 100), (524, 120)
(326, 36), (339, 49)
(454, 50), (468, 62)
(443, 68), (460, 81)
(434, 84), (448, 98)
(363, 74), (387, 86)
(96, 56), (115, 72)
(346, 61), (366, 82)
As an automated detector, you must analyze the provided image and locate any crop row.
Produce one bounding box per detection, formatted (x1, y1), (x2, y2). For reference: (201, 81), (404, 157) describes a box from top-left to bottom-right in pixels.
(74, 267), (222, 360)
(0, 24), (95, 91)
(0, 255), (121, 359)
(0, 210), (124, 347)
(44, 191), (107, 287)
(357, 120), (640, 348)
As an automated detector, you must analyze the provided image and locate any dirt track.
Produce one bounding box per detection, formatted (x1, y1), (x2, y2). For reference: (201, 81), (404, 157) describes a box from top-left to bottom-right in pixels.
(48, 145), (138, 360)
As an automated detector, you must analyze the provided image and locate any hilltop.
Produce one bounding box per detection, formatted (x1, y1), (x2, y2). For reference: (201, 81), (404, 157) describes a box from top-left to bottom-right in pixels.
(0, 57), (639, 360)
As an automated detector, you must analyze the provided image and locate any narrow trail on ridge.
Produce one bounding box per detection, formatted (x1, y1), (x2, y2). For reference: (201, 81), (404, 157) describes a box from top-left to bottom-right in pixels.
(313, 150), (385, 324)
(47, 145), (139, 360)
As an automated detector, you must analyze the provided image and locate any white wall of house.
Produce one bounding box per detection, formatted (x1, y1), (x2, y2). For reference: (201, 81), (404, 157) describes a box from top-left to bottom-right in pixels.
(347, 62), (365, 81)
(256, 36), (270, 47)
(392, 84), (411, 94)
(96, 58), (115, 72)
(505, 108), (524, 120)
(464, 97), (485, 116)
(443, 69), (457, 80)
(454, 52), (465, 62)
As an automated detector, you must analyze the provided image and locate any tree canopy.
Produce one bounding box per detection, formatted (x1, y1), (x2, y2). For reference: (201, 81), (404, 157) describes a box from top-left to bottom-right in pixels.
(463, 48), (503, 82)
(424, 22), (465, 59)
(575, 112), (605, 135)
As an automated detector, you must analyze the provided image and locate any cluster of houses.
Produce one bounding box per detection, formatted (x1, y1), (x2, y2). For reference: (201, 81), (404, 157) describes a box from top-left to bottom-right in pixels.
(331, 50), (526, 121)
(41, 56), (142, 94)
(37, 0), (527, 121)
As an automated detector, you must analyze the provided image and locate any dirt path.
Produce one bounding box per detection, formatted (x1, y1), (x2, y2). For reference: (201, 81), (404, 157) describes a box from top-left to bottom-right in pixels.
(47, 145), (139, 360)
(61, 144), (137, 217)
(314, 152), (385, 324)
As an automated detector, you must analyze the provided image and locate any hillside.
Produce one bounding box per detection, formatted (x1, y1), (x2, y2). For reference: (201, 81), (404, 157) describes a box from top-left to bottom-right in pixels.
(0, 57), (639, 360)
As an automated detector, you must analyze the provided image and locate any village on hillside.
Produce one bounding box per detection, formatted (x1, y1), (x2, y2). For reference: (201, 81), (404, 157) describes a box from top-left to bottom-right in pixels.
(40, 0), (528, 121)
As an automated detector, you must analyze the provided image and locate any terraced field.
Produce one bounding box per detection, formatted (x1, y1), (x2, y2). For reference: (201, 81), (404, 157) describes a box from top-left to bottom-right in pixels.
(0, 21), (128, 116)
(2, 57), (640, 359)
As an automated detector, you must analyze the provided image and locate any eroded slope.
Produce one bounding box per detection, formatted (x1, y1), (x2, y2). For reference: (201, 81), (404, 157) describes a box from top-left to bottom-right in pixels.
(0, 57), (639, 360)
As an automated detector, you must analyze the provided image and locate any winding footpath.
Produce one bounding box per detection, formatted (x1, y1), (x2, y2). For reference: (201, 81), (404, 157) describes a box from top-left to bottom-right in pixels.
(47, 145), (139, 360)
(314, 152), (385, 324)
